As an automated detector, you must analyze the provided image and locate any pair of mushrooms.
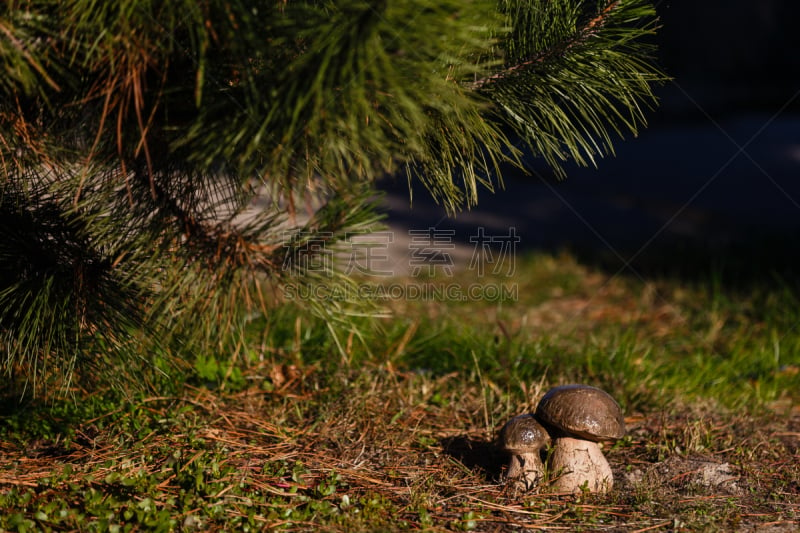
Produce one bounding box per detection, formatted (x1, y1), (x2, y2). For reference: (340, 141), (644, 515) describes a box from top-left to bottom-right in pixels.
(500, 384), (626, 494)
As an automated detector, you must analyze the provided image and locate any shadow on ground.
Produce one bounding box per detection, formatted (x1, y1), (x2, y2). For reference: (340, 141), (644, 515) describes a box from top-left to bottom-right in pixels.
(440, 435), (506, 483)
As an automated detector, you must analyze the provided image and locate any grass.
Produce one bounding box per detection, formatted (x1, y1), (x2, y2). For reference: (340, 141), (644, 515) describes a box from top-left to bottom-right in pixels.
(1, 251), (799, 531)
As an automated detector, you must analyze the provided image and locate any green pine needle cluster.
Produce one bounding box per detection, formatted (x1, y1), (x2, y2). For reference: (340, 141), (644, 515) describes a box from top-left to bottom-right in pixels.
(0, 0), (664, 395)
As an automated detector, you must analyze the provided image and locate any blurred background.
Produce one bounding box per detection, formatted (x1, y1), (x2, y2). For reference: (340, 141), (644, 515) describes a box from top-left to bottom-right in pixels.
(379, 0), (800, 281)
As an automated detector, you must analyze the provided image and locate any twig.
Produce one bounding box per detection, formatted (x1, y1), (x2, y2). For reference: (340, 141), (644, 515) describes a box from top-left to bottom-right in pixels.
(631, 521), (672, 533)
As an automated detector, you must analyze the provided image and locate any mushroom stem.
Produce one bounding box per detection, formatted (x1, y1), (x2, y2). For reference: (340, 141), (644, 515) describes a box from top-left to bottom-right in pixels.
(506, 452), (544, 491)
(500, 414), (550, 492)
(549, 437), (613, 494)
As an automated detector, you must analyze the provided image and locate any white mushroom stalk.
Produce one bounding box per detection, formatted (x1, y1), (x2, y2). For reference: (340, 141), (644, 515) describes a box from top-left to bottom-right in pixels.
(548, 436), (614, 493)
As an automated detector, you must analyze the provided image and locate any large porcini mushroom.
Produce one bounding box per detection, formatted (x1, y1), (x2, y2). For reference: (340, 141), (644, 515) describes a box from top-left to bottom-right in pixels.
(499, 414), (550, 491)
(534, 384), (625, 494)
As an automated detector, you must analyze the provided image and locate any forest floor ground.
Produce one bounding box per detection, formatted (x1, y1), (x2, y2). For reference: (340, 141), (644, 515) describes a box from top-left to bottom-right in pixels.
(1, 249), (799, 531)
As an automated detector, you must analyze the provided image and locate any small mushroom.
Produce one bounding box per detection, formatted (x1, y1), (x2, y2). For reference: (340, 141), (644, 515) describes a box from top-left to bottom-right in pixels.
(534, 384), (625, 494)
(499, 414), (550, 491)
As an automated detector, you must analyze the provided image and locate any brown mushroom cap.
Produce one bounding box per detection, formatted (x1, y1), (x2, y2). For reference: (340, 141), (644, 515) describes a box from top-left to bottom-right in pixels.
(535, 384), (625, 442)
(500, 414), (550, 453)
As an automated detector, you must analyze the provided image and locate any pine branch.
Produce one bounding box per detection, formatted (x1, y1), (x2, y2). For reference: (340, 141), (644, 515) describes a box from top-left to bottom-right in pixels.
(472, 0), (622, 89)
(0, 0), (665, 395)
(478, 0), (665, 174)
